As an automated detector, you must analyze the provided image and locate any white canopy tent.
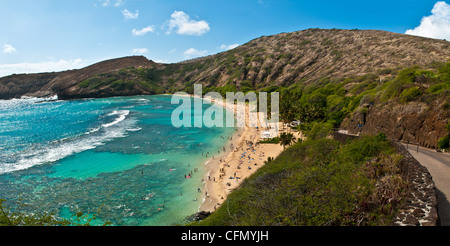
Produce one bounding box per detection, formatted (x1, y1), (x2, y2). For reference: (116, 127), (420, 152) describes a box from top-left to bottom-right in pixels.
(261, 131), (277, 140)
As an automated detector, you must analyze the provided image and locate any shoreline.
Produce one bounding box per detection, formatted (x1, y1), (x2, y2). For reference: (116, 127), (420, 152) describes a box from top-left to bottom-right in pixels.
(196, 95), (304, 213)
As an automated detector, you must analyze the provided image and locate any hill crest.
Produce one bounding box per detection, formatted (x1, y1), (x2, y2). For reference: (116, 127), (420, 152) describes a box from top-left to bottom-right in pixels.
(1, 28), (449, 99)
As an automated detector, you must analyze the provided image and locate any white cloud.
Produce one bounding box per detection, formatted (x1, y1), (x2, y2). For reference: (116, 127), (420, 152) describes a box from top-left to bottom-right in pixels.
(113, 0), (123, 7)
(167, 11), (210, 36)
(220, 44), (239, 51)
(132, 26), (155, 36)
(0, 59), (85, 77)
(405, 1), (450, 40)
(2, 44), (17, 54)
(122, 9), (138, 20)
(184, 48), (208, 58)
(132, 48), (148, 54)
(99, 0), (123, 7)
(154, 59), (168, 63)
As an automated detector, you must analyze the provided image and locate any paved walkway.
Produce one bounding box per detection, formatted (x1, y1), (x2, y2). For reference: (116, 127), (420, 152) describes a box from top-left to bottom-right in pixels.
(404, 144), (450, 226)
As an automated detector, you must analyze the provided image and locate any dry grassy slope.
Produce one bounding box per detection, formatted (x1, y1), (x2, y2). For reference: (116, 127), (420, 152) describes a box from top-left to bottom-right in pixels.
(1, 28), (450, 99)
(167, 28), (450, 89)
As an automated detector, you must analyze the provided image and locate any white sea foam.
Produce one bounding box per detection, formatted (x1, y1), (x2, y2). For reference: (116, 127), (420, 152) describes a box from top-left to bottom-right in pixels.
(0, 95), (59, 109)
(0, 109), (135, 174)
(138, 98), (151, 103)
(126, 127), (142, 132)
(103, 110), (130, 128)
(86, 127), (101, 134)
(19, 95), (58, 102)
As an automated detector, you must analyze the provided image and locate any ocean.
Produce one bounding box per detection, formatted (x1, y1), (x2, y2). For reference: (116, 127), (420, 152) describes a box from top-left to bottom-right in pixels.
(0, 95), (236, 226)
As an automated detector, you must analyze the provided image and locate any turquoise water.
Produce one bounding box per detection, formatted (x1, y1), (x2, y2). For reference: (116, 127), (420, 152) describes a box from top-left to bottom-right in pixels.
(0, 95), (236, 225)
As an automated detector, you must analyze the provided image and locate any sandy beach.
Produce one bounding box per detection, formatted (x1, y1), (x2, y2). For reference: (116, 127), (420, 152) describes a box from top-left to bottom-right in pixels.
(198, 95), (304, 212)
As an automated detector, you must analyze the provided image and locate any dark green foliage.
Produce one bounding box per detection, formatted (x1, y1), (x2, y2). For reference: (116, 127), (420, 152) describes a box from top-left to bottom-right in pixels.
(438, 122), (450, 149)
(0, 199), (69, 226)
(78, 77), (103, 89)
(216, 84), (238, 96)
(239, 80), (254, 93)
(77, 67), (166, 94)
(259, 137), (280, 144)
(438, 135), (449, 150)
(381, 66), (425, 100)
(439, 61), (450, 84)
(399, 87), (422, 103)
(427, 83), (449, 94)
(306, 122), (333, 140)
(279, 132), (297, 150)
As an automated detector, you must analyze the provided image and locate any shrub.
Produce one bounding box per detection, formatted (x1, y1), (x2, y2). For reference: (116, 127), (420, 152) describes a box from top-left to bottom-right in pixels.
(360, 94), (376, 105)
(438, 135), (450, 150)
(438, 62), (450, 83)
(259, 137), (280, 144)
(306, 121), (334, 140)
(78, 77), (101, 89)
(427, 83), (449, 94)
(399, 87), (422, 103)
(382, 67), (420, 100)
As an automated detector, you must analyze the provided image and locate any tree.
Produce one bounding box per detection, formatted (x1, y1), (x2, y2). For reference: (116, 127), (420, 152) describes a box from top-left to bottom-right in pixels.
(279, 132), (296, 150)
(280, 89), (301, 124)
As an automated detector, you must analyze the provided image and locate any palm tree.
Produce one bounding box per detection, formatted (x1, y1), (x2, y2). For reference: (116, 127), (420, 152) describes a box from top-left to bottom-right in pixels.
(279, 132), (296, 150)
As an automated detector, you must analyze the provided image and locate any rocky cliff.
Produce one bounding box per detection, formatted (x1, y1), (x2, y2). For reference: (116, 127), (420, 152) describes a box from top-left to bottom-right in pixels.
(341, 99), (449, 148)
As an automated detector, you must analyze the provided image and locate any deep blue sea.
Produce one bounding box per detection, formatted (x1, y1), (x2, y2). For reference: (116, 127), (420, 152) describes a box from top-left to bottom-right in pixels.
(0, 95), (236, 225)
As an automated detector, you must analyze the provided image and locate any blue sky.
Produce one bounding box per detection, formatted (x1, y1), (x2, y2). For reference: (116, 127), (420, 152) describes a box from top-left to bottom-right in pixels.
(1, 0), (449, 77)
